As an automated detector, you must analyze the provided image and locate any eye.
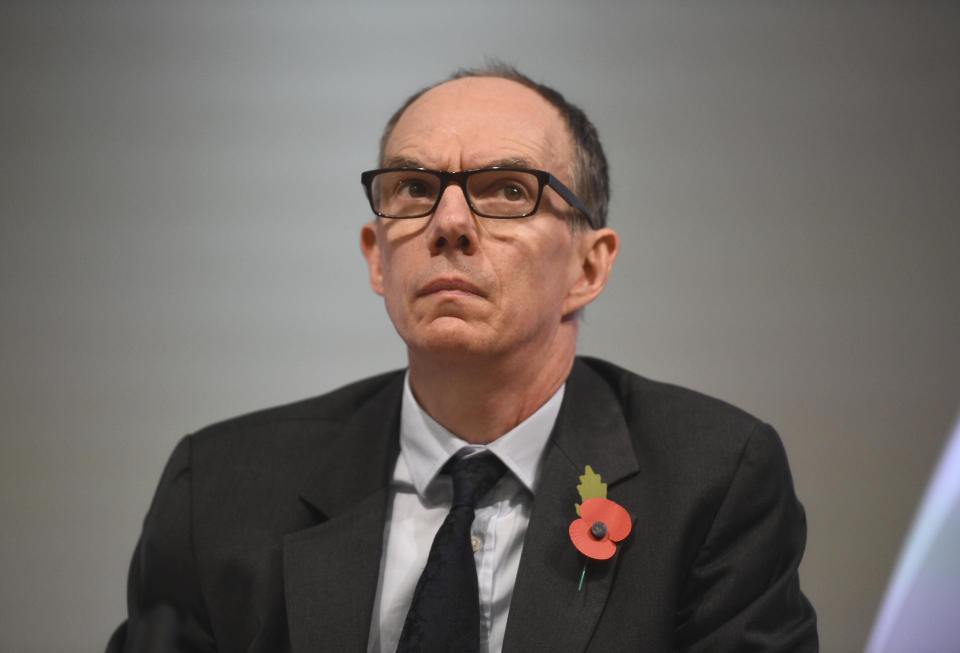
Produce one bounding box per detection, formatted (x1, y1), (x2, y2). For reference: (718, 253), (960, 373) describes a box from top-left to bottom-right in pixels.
(500, 184), (526, 202)
(401, 180), (427, 197)
(465, 169), (540, 216)
(396, 175), (437, 199)
(488, 177), (535, 202)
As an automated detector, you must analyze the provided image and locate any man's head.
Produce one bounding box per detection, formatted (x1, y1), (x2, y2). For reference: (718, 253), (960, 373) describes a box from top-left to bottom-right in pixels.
(360, 68), (619, 369)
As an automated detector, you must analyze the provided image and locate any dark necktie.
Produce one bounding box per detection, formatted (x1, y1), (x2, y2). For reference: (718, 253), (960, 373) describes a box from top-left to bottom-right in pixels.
(396, 451), (508, 653)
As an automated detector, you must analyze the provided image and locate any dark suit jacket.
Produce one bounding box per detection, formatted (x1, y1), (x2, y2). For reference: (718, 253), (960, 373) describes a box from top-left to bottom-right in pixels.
(109, 357), (817, 652)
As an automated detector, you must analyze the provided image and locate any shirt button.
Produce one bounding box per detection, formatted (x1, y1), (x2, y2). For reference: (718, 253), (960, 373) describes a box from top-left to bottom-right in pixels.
(471, 535), (483, 552)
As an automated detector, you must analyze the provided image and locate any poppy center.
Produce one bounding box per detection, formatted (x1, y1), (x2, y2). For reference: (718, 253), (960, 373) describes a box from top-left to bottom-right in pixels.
(590, 521), (608, 539)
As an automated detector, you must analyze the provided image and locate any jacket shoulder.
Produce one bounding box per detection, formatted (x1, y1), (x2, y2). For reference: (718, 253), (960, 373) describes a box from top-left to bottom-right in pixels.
(191, 368), (405, 443)
(169, 368), (405, 546)
(577, 356), (767, 441)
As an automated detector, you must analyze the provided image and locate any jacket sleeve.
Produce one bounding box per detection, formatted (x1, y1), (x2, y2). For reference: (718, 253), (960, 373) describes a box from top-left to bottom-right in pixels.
(107, 436), (216, 653)
(674, 422), (818, 652)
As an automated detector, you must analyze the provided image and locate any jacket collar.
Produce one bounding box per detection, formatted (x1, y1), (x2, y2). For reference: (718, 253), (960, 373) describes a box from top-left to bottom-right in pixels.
(503, 358), (641, 653)
(283, 371), (403, 653)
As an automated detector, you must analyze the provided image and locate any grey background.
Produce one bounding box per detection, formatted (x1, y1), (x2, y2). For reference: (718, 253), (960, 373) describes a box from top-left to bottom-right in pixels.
(2, 1), (958, 651)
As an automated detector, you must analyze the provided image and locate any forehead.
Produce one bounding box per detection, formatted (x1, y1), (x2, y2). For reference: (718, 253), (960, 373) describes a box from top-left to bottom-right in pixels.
(384, 77), (574, 175)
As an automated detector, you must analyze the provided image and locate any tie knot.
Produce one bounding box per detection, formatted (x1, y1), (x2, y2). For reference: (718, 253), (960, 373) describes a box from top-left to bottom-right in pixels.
(447, 452), (507, 509)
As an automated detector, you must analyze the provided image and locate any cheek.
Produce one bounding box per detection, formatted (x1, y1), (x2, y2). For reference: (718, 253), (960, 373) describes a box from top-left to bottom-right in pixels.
(526, 231), (575, 282)
(378, 240), (409, 287)
(377, 249), (410, 313)
(500, 245), (571, 312)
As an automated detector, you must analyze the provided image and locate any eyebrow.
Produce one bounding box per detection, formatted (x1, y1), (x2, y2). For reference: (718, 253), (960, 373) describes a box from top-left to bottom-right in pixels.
(487, 157), (534, 169)
(379, 156), (537, 171)
(382, 156), (425, 169)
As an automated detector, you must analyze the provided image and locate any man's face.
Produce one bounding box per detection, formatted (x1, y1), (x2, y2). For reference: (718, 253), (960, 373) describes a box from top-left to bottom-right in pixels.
(361, 77), (594, 361)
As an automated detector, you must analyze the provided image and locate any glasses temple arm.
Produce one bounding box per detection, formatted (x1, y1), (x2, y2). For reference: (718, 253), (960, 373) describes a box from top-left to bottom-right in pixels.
(546, 174), (597, 229)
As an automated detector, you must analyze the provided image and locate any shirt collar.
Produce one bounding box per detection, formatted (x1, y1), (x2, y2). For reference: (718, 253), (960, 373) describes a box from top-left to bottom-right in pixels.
(399, 371), (564, 497)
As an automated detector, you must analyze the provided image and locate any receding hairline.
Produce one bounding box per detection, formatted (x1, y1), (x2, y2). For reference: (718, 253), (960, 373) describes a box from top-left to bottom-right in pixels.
(379, 75), (573, 166)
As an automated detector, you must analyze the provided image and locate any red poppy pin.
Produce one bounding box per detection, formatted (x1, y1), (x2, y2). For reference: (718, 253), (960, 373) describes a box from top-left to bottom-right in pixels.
(569, 466), (632, 589)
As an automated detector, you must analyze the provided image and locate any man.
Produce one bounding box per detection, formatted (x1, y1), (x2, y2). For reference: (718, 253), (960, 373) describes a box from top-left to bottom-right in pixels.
(110, 65), (817, 652)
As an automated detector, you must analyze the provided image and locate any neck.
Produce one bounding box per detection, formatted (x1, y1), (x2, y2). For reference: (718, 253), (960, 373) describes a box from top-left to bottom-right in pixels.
(407, 322), (578, 445)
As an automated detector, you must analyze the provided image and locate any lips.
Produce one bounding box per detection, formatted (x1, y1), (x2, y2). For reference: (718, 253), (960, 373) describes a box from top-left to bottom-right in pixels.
(417, 277), (486, 298)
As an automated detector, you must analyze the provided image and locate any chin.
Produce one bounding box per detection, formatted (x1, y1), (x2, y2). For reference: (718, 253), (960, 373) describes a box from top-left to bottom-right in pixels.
(404, 316), (500, 358)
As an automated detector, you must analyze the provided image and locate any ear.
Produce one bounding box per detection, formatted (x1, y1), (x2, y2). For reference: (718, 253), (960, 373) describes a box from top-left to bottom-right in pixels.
(360, 222), (385, 296)
(562, 227), (620, 315)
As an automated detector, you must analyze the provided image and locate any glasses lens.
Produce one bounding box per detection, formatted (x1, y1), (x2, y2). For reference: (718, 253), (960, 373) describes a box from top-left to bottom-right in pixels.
(466, 169), (540, 217)
(370, 170), (442, 217)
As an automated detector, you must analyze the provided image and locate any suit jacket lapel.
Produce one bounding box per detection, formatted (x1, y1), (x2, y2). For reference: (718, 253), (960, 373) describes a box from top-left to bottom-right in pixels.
(503, 359), (641, 653)
(283, 373), (403, 653)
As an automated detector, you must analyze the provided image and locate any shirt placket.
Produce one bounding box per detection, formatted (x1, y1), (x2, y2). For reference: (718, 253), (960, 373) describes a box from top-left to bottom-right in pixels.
(472, 490), (506, 653)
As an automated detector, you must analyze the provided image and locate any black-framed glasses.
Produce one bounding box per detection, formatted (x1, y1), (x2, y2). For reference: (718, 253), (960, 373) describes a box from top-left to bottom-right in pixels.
(360, 167), (597, 229)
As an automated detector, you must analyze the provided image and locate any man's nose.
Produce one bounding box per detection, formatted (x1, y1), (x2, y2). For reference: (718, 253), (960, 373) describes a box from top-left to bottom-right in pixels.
(428, 184), (478, 255)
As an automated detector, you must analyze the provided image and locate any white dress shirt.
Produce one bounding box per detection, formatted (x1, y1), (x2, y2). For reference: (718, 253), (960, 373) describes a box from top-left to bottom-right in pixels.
(366, 373), (564, 653)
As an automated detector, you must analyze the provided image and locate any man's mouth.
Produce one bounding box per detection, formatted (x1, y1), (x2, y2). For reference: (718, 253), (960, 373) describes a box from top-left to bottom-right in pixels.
(417, 278), (486, 298)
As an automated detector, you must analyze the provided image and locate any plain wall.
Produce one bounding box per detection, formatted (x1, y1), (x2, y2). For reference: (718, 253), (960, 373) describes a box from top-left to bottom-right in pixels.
(1, 2), (958, 650)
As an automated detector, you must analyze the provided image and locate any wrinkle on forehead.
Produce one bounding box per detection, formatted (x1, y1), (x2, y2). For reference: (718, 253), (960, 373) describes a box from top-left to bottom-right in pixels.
(383, 77), (575, 184)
